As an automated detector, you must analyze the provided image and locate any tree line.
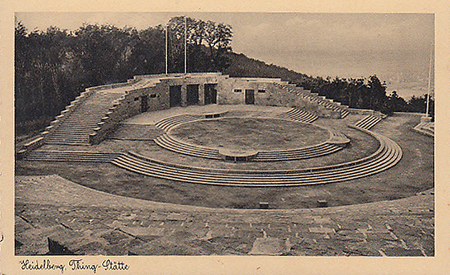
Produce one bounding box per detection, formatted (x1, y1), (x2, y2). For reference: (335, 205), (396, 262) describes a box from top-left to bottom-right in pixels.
(15, 17), (232, 135)
(15, 17), (433, 136)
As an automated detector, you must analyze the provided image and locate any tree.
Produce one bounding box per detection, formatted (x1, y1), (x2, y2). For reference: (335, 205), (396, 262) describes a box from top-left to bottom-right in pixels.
(127, 26), (165, 75)
(366, 75), (387, 111)
(167, 17), (233, 72)
(203, 21), (233, 70)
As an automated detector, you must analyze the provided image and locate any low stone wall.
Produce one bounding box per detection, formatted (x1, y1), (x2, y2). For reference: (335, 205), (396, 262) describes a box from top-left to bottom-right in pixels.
(15, 137), (44, 160)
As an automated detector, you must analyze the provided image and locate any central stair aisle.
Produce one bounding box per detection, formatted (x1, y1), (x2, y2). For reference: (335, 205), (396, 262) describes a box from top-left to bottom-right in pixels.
(355, 115), (382, 130)
(44, 89), (127, 145)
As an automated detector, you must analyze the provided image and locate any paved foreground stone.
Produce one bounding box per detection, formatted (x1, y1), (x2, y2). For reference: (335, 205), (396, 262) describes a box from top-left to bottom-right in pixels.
(15, 175), (434, 256)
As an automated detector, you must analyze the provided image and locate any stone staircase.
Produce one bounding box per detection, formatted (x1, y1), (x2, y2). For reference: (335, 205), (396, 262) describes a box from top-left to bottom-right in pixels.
(413, 121), (434, 137)
(274, 83), (350, 118)
(25, 150), (122, 162)
(286, 108), (318, 123)
(355, 115), (382, 130)
(45, 90), (126, 145)
(111, 127), (402, 187)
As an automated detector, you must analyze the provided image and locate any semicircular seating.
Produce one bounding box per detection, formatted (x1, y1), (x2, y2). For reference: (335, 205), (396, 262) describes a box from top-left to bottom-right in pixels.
(111, 126), (402, 187)
(154, 131), (346, 162)
(254, 143), (342, 161)
(154, 134), (222, 160)
(155, 115), (204, 131)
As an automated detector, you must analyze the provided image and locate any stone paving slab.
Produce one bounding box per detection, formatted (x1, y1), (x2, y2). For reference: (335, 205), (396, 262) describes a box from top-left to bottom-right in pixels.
(15, 175), (434, 256)
(248, 237), (288, 255)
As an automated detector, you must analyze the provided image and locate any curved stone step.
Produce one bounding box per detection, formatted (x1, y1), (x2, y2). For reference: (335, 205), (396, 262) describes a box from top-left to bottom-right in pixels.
(154, 133), (344, 162)
(286, 108), (318, 123)
(25, 150), (122, 162)
(155, 115), (203, 131)
(111, 128), (402, 187)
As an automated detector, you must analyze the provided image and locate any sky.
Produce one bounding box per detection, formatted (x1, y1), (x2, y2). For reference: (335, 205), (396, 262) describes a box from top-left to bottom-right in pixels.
(16, 12), (434, 98)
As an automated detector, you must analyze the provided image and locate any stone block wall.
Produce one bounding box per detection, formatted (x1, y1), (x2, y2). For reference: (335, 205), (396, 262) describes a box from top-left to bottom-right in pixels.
(89, 73), (230, 144)
(89, 84), (167, 144)
(218, 78), (340, 118)
(81, 73), (346, 145)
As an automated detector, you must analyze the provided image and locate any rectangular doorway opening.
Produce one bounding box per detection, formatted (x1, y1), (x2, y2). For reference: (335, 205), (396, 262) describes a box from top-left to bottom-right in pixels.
(169, 85), (182, 107)
(245, 89), (255, 104)
(204, 84), (217, 105)
(140, 95), (148, 113)
(187, 84), (199, 106)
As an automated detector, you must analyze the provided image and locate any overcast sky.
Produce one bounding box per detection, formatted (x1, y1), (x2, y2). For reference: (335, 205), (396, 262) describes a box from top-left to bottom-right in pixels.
(16, 12), (434, 96)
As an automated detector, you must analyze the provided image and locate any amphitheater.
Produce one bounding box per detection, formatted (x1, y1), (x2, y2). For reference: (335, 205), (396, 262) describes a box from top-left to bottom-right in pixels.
(15, 72), (434, 256)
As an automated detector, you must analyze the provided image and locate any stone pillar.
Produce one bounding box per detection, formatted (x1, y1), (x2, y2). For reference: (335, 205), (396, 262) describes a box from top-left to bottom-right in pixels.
(181, 84), (187, 107)
(199, 84), (205, 105)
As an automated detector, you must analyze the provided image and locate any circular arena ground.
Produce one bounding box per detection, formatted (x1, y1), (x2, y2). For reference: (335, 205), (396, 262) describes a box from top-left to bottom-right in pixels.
(16, 105), (434, 210)
(170, 117), (330, 150)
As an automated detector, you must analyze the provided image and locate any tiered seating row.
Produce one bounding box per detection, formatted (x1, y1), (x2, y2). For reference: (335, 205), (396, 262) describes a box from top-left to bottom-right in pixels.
(154, 132), (344, 162)
(286, 108), (318, 123)
(255, 143), (342, 161)
(355, 115), (382, 130)
(274, 83), (350, 118)
(112, 127), (402, 187)
(155, 115), (203, 131)
(25, 150), (122, 162)
(154, 134), (222, 160)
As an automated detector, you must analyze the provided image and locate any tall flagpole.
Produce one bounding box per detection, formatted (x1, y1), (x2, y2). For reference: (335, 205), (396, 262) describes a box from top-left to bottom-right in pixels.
(184, 16), (187, 74)
(425, 45), (433, 117)
(165, 24), (168, 75)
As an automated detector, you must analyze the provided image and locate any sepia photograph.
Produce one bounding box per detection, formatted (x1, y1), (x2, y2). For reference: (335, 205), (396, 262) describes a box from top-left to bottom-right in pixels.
(2, 1), (449, 274)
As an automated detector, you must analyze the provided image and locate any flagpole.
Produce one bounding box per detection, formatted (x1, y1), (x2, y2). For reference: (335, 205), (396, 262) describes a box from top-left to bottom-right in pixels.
(425, 45), (433, 117)
(184, 16), (187, 74)
(165, 24), (168, 75)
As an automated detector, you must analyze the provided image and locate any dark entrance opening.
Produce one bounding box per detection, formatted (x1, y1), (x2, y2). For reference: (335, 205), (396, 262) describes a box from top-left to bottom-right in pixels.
(140, 95), (148, 113)
(245, 89), (255, 104)
(169, 85), (182, 107)
(187, 84), (199, 106)
(204, 84), (217, 105)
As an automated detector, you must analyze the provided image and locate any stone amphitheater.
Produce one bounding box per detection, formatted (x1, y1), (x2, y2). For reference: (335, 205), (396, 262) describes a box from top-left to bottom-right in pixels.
(15, 72), (434, 256)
